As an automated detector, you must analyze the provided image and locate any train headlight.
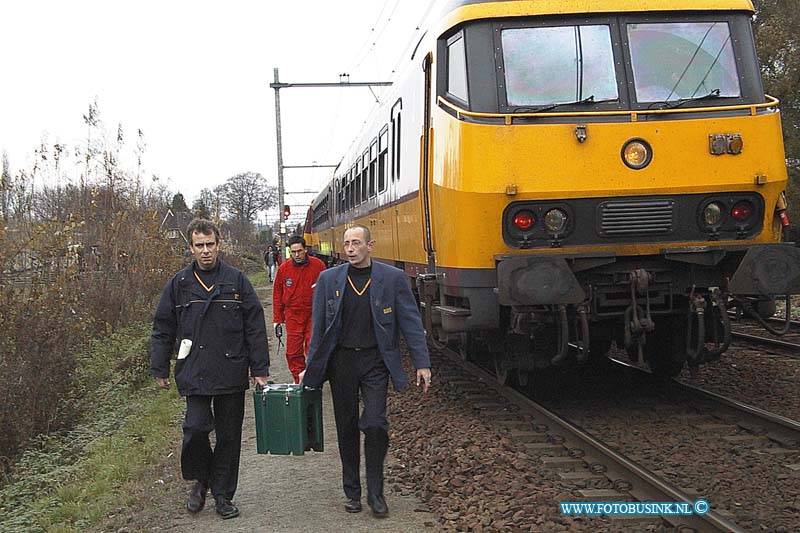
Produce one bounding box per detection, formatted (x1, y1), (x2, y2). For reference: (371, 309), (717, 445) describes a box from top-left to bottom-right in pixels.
(731, 201), (754, 222)
(703, 202), (724, 226)
(622, 139), (652, 170)
(544, 208), (567, 233)
(513, 210), (536, 231)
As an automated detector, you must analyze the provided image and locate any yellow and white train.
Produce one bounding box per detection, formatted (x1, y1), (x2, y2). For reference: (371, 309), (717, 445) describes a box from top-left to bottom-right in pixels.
(307, 0), (800, 381)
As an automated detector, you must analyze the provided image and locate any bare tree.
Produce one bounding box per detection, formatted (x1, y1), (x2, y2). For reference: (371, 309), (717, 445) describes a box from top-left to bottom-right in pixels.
(218, 172), (276, 242)
(1, 151), (10, 224)
(192, 188), (214, 219)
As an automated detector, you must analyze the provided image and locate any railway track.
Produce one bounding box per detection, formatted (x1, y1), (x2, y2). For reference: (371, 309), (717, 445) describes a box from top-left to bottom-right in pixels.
(605, 358), (800, 448)
(434, 347), (743, 532)
(728, 311), (800, 353)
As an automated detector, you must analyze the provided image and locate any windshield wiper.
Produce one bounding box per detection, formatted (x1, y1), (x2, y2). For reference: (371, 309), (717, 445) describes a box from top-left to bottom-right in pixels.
(665, 88), (732, 109)
(646, 89), (731, 110)
(513, 95), (618, 113)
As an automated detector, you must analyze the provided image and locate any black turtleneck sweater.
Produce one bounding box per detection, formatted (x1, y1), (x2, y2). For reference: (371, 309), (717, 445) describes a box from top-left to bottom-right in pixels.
(339, 263), (376, 349)
(194, 260), (220, 292)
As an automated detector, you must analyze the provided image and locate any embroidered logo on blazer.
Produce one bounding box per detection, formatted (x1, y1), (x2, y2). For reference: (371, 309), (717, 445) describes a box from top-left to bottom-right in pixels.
(285, 278), (293, 287)
(383, 307), (392, 314)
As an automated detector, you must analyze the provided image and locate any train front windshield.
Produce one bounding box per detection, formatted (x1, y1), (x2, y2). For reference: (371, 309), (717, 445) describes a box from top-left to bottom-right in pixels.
(627, 22), (741, 103)
(502, 25), (618, 107)
(482, 13), (760, 113)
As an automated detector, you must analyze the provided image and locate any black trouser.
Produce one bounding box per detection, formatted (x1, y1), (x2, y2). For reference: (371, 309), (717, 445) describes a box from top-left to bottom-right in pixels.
(181, 391), (245, 500)
(328, 347), (390, 501)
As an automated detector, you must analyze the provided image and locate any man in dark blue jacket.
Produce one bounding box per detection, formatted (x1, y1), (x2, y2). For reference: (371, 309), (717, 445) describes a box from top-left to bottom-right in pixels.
(151, 218), (269, 520)
(301, 224), (431, 518)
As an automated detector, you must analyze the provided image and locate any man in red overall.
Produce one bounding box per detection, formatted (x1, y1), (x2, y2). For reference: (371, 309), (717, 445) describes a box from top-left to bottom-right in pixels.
(273, 235), (326, 383)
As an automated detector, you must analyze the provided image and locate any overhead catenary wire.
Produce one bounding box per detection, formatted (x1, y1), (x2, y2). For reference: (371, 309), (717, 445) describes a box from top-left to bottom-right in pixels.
(323, 4), (400, 173)
(348, 0), (402, 73)
(382, 1), (439, 79)
(305, 2), (440, 197)
(346, 0), (394, 71)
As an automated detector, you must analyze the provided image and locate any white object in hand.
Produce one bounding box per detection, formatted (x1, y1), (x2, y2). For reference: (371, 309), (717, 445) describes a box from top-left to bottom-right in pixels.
(177, 339), (193, 360)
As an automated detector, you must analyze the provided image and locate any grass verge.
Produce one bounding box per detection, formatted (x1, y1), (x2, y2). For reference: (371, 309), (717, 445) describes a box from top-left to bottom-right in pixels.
(0, 323), (184, 533)
(248, 269), (268, 288)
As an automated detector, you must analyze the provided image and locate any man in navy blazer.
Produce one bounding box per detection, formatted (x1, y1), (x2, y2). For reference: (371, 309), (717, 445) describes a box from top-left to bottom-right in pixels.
(301, 224), (431, 518)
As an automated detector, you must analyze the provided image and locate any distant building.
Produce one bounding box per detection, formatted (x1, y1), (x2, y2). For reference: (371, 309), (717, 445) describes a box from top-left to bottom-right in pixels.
(159, 208), (194, 245)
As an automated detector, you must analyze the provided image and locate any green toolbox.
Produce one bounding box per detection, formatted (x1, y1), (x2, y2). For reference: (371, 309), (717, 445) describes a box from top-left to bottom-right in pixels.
(253, 383), (324, 455)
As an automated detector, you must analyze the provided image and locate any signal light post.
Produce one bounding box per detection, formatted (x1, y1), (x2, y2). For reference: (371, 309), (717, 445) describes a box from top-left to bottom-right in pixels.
(270, 68), (391, 246)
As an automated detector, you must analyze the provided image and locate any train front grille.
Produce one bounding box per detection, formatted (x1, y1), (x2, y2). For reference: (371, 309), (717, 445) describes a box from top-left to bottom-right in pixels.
(597, 199), (674, 236)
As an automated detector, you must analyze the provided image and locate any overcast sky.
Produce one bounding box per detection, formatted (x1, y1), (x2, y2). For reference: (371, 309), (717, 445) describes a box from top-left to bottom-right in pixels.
(0, 0), (429, 222)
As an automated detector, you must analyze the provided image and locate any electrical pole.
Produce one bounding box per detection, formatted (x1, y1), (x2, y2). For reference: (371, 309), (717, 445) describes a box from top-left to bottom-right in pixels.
(270, 70), (392, 249)
(273, 68), (286, 247)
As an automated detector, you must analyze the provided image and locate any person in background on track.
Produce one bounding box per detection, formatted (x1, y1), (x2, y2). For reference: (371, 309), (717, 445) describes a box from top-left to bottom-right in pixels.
(263, 244), (280, 283)
(300, 224), (431, 519)
(150, 218), (269, 520)
(273, 235), (326, 383)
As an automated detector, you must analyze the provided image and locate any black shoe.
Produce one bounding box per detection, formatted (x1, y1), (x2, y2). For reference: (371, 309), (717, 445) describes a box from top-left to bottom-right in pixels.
(186, 481), (207, 514)
(215, 496), (240, 519)
(367, 494), (388, 518)
(344, 498), (362, 513)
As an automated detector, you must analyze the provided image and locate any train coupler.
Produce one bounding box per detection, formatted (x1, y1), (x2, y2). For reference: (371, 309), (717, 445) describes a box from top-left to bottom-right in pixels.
(623, 269), (656, 363)
(686, 292), (706, 366)
(701, 289), (731, 362)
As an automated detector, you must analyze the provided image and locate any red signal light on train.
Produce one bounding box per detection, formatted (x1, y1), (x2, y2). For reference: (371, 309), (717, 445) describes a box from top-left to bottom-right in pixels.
(513, 210), (536, 231)
(731, 201), (753, 221)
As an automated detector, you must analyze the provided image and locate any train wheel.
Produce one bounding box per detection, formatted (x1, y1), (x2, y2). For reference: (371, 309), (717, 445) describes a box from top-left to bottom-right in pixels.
(458, 332), (473, 361)
(494, 351), (516, 386)
(646, 316), (688, 378)
(588, 324), (614, 364)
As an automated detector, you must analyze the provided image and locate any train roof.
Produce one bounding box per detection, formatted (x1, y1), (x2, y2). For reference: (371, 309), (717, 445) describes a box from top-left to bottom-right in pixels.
(442, 0), (754, 14)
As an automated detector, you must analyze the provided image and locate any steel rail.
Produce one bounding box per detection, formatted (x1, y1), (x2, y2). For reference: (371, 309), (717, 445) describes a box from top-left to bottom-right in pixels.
(730, 331), (800, 352)
(439, 347), (744, 533)
(674, 380), (800, 442)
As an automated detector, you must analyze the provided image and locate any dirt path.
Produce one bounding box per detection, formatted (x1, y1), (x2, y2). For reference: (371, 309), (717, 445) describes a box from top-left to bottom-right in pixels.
(101, 283), (437, 532)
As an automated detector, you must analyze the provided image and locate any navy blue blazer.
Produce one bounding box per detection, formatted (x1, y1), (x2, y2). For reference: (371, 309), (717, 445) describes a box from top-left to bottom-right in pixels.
(304, 261), (430, 390)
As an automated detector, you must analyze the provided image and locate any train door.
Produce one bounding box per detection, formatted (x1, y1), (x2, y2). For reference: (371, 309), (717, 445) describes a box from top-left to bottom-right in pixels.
(421, 52), (436, 272)
(390, 99), (402, 261)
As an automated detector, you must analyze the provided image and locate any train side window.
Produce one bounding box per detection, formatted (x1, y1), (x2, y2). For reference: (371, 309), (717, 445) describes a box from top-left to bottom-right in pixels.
(355, 161), (362, 206)
(361, 149), (369, 203)
(391, 99), (402, 182)
(342, 172), (348, 212)
(349, 167), (355, 210)
(369, 138), (377, 198)
(447, 31), (469, 103)
(378, 125), (388, 192)
(327, 186), (332, 223)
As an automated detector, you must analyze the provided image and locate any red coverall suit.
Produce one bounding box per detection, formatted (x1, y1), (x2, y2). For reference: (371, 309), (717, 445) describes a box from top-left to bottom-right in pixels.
(273, 255), (326, 382)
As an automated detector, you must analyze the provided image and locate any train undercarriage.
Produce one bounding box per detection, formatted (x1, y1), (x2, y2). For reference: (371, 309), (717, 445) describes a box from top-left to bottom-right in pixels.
(417, 244), (800, 383)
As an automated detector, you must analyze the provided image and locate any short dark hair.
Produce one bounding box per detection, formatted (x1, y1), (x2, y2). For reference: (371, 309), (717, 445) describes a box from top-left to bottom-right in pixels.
(346, 224), (371, 242)
(288, 235), (306, 248)
(186, 218), (220, 245)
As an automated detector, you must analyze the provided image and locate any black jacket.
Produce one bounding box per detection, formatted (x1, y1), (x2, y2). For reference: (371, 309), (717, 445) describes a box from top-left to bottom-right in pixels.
(150, 259), (270, 396)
